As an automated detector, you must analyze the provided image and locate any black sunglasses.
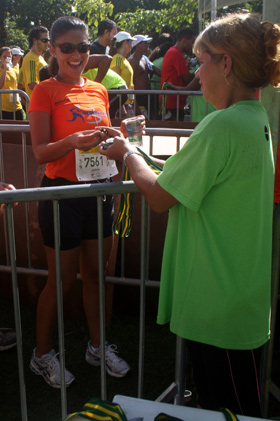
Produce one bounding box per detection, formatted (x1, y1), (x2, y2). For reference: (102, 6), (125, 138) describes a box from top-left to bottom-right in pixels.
(39, 38), (50, 43)
(53, 42), (90, 54)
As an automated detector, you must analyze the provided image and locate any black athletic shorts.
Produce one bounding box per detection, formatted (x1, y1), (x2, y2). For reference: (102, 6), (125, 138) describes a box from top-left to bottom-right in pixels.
(38, 175), (114, 250)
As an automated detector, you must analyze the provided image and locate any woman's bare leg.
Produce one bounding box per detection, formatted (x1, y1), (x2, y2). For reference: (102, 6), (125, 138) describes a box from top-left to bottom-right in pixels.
(79, 237), (113, 348)
(36, 245), (80, 357)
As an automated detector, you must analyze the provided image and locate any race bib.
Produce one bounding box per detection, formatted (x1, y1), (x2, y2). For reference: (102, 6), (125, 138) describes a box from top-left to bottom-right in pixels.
(75, 145), (118, 181)
(9, 93), (20, 102)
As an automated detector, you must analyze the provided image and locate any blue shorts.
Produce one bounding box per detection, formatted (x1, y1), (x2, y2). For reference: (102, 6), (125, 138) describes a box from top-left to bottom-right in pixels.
(38, 175), (114, 250)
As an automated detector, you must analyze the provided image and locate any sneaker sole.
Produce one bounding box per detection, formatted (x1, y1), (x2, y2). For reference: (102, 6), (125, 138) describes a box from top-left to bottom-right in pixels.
(105, 366), (130, 378)
(85, 353), (101, 367)
(30, 360), (75, 389)
(0, 342), (17, 351)
(86, 354), (130, 378)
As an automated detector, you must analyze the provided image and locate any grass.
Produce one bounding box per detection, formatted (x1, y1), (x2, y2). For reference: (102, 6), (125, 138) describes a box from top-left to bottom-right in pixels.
(1, 288), (280, 420)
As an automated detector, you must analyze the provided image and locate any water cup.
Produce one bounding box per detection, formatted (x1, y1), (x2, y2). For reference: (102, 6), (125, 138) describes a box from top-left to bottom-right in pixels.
(126, 116), (144, 147)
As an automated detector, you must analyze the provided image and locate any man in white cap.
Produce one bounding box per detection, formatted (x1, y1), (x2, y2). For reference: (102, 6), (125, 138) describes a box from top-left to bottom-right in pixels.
(128, 34), (161, 118)
(110, 31), (136, 117)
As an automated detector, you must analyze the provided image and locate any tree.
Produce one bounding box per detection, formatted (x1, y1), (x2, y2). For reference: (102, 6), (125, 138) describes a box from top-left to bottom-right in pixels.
(5, 18), (29, 50)
(14, 0), (73, 34)
(0, 0), (18, 46)
(115, 0), (198, 39)
(74, 0), (114, 39)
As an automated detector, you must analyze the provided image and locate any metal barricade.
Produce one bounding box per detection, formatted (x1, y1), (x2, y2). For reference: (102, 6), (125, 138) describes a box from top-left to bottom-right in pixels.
(0, 88), (205, 123)
(1, 122), (278, 419)
(107, 89), (205, 121)
(0, 123), (194, 420)
(0, 89), (30, 120)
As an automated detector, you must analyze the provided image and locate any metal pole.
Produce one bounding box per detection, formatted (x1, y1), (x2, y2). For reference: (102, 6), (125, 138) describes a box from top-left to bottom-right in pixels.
(138, 196), (148, 398)
(97, 196), (107, 400)
(53, 200), (68, 420)
(211, 0), (217, 21)
(7, 204), (28, 421)
(174, 336), (187, 405)
(21, 132), (32, 268)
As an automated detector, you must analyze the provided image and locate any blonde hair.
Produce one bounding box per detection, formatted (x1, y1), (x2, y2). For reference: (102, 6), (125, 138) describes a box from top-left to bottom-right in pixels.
(194, 13), (280, 88)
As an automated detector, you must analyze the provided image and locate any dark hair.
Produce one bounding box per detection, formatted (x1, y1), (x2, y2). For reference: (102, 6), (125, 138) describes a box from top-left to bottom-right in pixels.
(28, 26), (48, 48)
(0, 46), (10, 57)
(157, 33), (173, 46)
(43, 48), (52, 64)
(39, 65), (51, 82)
(97, 19), (116, 36)
(177, 28), (195, 41)
(158, 42), (173, 58)
(49, 16), (89, 77)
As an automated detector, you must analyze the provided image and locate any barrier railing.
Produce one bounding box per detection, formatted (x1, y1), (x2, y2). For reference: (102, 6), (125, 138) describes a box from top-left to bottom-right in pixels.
(0, 89), (205, 123)
(2, 122), (277, 420)
(0, 182), (139, 421)
(108, 89), (204, 122)
(0, 89), (30, 120)
(0, 123), (193, 420)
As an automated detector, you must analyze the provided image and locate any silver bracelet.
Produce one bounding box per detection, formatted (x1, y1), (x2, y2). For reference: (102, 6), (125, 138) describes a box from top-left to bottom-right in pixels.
(123, 149), (140, 164)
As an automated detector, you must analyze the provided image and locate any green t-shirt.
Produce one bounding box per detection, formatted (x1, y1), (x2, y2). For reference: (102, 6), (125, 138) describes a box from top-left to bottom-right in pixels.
(82, 68), (126, 90)
(157, 100), (274, 350)
(150, 57), (163, 91)
(189, 94), (216, 122)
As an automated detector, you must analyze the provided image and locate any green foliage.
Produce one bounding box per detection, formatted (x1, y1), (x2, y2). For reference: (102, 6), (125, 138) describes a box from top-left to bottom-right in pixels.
(200, 0), (263, 27)
(15, 0), (73, 32)
(115, 0), (198, 37)
(216, 0), (263, 17)
(5, 19), (29, 51)
(0, 0), (264, 50)
(74, 0), (114, 39)
(111, 0), (161, 14)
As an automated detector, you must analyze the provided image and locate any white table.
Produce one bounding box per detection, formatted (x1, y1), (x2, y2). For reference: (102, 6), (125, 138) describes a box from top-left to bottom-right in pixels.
(112, 395), (268, 421)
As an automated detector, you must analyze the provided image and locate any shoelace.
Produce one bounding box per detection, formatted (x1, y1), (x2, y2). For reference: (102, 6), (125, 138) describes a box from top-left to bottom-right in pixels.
(43, 351), (61, 375)
(105, 344), (120, 361)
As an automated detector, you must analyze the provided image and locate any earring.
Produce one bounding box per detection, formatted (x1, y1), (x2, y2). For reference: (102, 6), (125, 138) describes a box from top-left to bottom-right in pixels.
(224, 75), (234, 88)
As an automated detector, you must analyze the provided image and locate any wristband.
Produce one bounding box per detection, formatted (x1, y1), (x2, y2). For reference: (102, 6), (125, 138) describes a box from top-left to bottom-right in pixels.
(123, 149), (138, 164)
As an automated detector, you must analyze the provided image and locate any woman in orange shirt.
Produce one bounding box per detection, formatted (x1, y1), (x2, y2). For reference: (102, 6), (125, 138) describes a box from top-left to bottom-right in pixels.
(29, 16), (130, 389)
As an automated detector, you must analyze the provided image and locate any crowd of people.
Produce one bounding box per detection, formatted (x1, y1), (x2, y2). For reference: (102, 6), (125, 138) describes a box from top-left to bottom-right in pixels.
(0, 18), (207, 122)
(0, 12), (280, 420)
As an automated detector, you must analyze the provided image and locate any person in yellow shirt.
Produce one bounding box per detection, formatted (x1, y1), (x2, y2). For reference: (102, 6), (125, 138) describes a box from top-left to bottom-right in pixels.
(11, 47), (23, 81)
(110, 31), (136, 116)
(0, 47), (23, 120)
(18, 26), (49, 99)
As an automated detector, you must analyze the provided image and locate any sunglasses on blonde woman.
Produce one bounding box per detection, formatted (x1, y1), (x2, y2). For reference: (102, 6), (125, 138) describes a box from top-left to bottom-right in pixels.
(53, 42), (90, 54)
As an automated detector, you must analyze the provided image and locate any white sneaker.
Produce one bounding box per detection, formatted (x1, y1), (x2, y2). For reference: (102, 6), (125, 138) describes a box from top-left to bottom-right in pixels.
(30, 348), (75, 389)
(85, 341), (130, 378)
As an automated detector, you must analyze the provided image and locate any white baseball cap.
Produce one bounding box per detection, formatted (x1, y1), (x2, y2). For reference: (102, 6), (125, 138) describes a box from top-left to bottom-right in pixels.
(114, 31), (136, 43)
(131, 35), (153, 48)
(11, 48), (24, 56)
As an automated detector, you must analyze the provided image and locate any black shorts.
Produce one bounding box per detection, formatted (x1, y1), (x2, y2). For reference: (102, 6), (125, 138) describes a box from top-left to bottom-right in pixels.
(1, 109), (24, 120)
(38, 175), (114, 250)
